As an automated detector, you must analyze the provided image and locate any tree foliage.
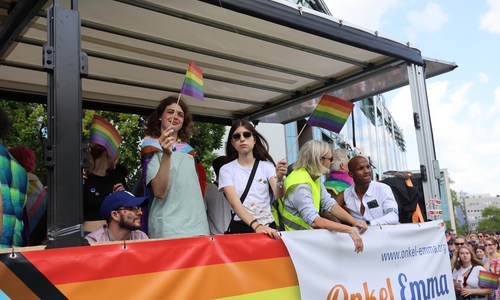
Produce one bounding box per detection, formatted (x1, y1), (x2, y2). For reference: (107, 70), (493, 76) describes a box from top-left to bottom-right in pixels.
(0, 101), (47, 180)
(190, 122), (226, 182)
(476, 206), (500, 232)
(1, 100), (226, 188)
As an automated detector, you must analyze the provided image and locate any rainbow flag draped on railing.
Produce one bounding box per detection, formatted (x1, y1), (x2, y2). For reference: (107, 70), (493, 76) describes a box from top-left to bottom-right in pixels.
(89, 115), (122, 158)
(180, 60), (204, 102)
(306, 94), (354, 133)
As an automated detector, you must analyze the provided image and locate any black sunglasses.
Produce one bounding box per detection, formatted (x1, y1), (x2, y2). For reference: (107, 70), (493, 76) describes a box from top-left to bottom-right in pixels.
(232, 131), (252, 140)
(454, 242), (465, 246)
(321, 156), (334, 162)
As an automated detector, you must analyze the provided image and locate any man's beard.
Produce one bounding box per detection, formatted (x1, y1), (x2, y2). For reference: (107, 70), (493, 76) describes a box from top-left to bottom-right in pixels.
(118, 216), (141, 231)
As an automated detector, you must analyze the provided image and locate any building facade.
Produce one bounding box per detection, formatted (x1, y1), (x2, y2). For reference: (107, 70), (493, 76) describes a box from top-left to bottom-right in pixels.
(458, 193), (500, 232)
(285, 95), (407, 180)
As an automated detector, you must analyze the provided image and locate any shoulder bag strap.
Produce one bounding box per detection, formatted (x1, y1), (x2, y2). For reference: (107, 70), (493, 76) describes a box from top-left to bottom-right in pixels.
(239, 159), (259, 203)
(463, 266), (474, 286)
(225, 159), (260, 232)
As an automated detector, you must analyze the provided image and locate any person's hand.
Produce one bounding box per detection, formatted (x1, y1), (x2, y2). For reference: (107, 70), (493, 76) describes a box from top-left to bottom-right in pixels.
(255, 224), (280, 240)
(348, 228), (363, 253)
(353, 220), (368, 234)
(275, 158), (287, 180)
(113, 183), (125, 192)
(159, 128), (175, 155)
(460, 288), (473, 298)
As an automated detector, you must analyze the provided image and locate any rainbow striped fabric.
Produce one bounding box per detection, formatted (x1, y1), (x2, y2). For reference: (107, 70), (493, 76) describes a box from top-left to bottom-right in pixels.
(180, 60), (204, 102)
(89, 115), (122, 158)
(306, 94), (354, 133)
(3, 234), (300, 299)
(478, 270), (499, 289)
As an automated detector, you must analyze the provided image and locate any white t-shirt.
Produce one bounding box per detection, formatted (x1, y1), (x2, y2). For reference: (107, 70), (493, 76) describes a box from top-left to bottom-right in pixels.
(452, 265), (486, 289)
(219, 159), (275, 225)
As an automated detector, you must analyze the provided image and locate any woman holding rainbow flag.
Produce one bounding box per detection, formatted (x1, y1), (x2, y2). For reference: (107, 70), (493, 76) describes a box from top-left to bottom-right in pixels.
(83, 115), (127, 235)
(452, 245), (492, 300)
(141, 96), (209, 239)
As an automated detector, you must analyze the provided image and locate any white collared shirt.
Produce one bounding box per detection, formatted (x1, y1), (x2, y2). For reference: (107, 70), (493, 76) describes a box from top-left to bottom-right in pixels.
(343, 181), (399, 225)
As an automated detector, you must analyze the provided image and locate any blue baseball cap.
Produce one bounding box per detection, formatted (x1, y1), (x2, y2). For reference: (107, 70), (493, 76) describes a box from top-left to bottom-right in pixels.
(100, 191), (149, 219)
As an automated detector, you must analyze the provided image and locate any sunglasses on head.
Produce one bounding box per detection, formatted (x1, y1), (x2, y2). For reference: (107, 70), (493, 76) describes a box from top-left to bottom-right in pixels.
(232, 131), (252, 140)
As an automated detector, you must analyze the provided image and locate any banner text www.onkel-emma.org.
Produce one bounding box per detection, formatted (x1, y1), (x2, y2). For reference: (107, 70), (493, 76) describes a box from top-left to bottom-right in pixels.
(380, 243), (447, 262)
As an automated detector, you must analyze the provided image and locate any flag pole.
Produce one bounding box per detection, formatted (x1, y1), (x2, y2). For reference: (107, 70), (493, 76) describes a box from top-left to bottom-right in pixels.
(285, 122), (308, 160)
(167, 93), (182, 132)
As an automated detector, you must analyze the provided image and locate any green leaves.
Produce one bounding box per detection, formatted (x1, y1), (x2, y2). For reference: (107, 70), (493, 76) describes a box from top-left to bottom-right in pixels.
(1, 100), (226, 188)
(476, 206), (500, 232)
(191, 122), (226, 182)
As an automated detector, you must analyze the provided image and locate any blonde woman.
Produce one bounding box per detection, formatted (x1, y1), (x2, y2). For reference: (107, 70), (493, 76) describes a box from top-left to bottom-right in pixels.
(278, 140), (367, 253)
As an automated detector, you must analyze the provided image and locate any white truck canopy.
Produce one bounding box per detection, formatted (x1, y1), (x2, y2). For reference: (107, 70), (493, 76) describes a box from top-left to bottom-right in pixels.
(0, 0), (455, 247)
(0, 0), (456, 124)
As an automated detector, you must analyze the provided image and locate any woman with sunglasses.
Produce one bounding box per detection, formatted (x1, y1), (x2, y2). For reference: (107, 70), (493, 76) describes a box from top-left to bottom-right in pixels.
(453, 245), (492, 300)
(275, 140), (366, 253)
(142, 96), (209, 239)
(483, 238), (500, 300)
(219, 119), (287, 239)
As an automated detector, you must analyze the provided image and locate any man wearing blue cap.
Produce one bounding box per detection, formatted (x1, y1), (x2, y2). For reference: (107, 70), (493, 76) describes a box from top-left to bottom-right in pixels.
(85, 191), (149, 243)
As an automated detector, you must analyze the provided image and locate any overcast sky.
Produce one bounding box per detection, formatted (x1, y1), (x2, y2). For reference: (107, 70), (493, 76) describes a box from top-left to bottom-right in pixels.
(322, 0), (500, 197)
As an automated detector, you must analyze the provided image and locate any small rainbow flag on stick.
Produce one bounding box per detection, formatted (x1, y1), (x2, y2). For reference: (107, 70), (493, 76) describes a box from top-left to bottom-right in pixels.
(478, 270), (499, 289)
(89, 115), (122, 158)
(306, 94), (354, 133)
(180, 60), (204, 102)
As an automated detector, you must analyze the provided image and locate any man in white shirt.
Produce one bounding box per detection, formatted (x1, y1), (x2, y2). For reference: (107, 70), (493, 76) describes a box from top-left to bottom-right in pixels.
(335, 156), (398, 226)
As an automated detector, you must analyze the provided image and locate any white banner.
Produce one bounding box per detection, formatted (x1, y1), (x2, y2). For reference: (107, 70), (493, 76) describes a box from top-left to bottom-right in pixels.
(281, 221), (453, 300)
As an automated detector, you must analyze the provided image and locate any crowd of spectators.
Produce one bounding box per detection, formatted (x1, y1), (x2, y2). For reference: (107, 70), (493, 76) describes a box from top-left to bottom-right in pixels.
(449, 229), (500, 299)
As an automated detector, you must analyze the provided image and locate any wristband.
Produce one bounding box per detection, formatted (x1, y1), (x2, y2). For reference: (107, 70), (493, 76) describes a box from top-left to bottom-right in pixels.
(276, 175), (285, 188)
(249, 219), (258, 228)
(254, 224), (263, 232)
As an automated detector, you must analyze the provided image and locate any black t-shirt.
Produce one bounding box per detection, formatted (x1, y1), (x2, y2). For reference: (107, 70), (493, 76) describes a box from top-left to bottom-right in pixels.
(83, 171), (127, 221)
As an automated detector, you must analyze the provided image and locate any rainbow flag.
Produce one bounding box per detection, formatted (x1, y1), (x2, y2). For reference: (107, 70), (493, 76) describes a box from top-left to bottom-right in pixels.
(180, 60), (204, 102)
(1, 234), (300, 299)
(89, 115), (122, 158)
(306, 94), (354, 133)
(478, 270), (499, 289)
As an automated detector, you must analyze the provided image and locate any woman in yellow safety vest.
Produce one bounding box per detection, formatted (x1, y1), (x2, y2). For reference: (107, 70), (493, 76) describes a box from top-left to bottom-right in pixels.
(275, 140), (367, 253)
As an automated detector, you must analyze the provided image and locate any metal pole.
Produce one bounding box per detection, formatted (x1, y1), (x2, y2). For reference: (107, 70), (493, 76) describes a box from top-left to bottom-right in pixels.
(407, 63), (441, 221)
(44, 0), (88, 247)
(373, 97), (381, 178)
(391, 118), (399, 171)
(379, 96), (390, 172)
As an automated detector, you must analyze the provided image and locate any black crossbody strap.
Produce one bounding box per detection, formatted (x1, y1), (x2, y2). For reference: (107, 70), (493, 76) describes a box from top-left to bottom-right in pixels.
(225, 159), (259, 233)
(239, 159), (259, 203)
